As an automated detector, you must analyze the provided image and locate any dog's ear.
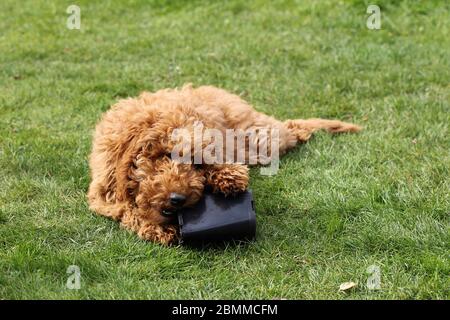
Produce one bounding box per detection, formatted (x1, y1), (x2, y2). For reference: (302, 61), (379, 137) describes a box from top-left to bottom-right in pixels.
(115, 127), (161, 202)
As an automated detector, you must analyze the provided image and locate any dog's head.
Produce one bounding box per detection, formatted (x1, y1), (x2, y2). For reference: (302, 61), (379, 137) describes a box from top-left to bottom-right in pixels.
(130, 154), (206, 225)
(116, 106), (214, 225)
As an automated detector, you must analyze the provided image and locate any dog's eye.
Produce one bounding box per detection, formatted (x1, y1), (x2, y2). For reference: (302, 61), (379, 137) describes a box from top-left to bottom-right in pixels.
(165, 153), (172, 159)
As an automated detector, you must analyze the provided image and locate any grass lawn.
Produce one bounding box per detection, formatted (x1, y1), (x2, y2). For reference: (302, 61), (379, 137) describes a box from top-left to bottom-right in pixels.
(0, 0), (449, 299)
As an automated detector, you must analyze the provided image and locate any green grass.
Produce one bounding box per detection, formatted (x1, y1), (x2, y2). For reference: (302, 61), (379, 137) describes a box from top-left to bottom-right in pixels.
(0, 0), (449, 299)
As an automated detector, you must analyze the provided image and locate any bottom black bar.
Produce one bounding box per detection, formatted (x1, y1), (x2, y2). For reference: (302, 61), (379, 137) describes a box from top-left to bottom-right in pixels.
(0, 300), (444, 318)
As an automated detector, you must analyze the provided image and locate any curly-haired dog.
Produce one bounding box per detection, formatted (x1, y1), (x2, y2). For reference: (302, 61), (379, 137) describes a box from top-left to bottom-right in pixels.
(88, 85), (361, 244)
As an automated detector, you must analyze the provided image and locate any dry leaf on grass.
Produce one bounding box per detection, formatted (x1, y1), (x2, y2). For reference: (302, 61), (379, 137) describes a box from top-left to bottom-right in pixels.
(339, 281), (357, 292)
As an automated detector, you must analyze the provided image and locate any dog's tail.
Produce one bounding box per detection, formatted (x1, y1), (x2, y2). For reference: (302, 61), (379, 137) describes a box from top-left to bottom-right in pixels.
(284, 118), (362, 142)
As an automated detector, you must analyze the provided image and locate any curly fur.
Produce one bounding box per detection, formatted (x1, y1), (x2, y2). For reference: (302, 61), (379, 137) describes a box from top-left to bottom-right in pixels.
(87, 85), (361, 244)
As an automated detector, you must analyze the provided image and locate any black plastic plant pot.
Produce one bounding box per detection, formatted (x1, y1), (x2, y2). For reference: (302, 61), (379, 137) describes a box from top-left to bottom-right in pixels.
(177, 190), (256, 244)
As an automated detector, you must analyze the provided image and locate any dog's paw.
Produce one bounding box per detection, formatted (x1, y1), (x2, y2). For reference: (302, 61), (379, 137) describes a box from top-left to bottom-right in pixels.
(206, 164), (249, 196)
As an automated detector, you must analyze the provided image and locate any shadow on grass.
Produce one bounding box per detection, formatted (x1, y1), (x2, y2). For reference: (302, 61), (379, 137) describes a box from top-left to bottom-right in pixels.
(180, 238), (255, 252)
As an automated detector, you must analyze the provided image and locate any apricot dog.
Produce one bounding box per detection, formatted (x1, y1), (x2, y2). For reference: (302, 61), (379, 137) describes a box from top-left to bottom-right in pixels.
(88, 85), (361, 244)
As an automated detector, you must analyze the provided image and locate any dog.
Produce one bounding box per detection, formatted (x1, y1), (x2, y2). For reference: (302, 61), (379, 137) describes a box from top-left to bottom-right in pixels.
(87, 85), (361, 244)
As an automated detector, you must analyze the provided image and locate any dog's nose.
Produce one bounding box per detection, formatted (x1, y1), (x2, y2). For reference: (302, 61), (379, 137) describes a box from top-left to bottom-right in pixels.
(169, 193), (186, 206)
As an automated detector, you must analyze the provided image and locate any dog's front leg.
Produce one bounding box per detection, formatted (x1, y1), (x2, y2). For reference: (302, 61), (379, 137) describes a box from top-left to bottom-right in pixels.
(120, 208), (179, 245)
(205, 163), (249, 196)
